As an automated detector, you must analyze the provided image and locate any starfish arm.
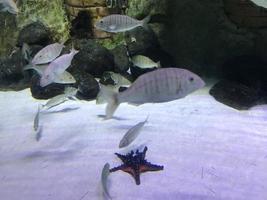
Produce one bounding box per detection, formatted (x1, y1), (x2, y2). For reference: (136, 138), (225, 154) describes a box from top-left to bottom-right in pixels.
(109, 164), (125, 173)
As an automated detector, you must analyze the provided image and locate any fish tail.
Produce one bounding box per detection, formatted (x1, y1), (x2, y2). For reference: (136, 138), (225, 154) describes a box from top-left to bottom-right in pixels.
(157, 61), (161, 68)
(141, 15), (151, 30)
(100, 84), (120, 119)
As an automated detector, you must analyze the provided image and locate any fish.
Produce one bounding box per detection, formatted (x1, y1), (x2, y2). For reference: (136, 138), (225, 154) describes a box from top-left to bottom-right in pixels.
(97, 72), (131, 104)
(33, 104), (41, 132)
(249, 0), (267, 8)
(100, 68), (205, 119)
(0, 0), (18, 15)
(95, 14), (150, 33)
(132, 55), (161, 69)
(31, 43), (65, 65)
(119, 116), (148, 148)
(38, 48), (78, 87)
(42, 87), (78, 110)
(101, 163), (112, 200)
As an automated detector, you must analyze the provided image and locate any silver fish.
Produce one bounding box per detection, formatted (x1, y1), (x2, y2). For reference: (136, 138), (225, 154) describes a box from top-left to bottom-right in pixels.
(101, 68), (205, 119)
(31, 43), (65, 65)
(42, 87), (78, 110)
(101, 163), (112, 200)
(119, 117), (148, 148)
(132, 55), (160, 69)
(249, 0), (267, 8)
(33, 104), (41, 131)
(0, 0), (18, 15)
(39, 49), (78, 87)
(95, 14), (150, 33)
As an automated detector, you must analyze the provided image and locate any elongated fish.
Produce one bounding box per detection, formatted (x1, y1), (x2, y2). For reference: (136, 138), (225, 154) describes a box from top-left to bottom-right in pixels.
(249, 0), (267, 8)
(33, 104), (41, 131)
(95, 14), (150, 33)
(119, 117), (148, 148)
(42, 87), (78, 110)
(32, 43), (65, 65)
(101, 68), (205, 119)
(39, 49), (78, 87)
(101, 163), (112, 200)
(0, 0), (18, 14)
(132, 55), (160, 69)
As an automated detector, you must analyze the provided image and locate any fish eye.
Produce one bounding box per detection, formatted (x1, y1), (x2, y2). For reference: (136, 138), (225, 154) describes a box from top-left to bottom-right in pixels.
(189, 77), (194, 82)
(100, 20), (103, 24)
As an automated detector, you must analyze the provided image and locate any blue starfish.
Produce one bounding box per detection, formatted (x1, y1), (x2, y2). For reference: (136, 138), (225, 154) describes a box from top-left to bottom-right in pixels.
(110, 146), (164, 185)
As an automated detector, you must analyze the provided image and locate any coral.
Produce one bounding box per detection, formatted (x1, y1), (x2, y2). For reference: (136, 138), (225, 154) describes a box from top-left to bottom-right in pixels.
(17, 0), (70, 43)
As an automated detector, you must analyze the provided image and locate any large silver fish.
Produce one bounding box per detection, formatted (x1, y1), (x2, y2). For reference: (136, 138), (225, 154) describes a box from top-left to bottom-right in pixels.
(132, 55), (160, 69)
(31, 43), (65, 65)
(249, 0), (267, 8)
(101, 68), (205, 119)
(119, 117), (148, 148)
(95, 14), (150, 33)
(0, 0), (18, 14)
(101, 163), (112, 200)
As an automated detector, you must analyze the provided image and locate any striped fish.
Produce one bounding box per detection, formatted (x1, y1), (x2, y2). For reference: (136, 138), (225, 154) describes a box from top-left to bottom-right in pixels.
(95, 14), (150, 33)
(32, 43), (65, 65)
(100, 68), (205, 119)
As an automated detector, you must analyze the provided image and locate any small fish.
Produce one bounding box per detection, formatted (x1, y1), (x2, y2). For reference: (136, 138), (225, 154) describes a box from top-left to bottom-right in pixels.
(119, 117), (148, 148)
(0, 0), (18, 15)
(249, 0), (267, 8)
(132, 55), (161, 69)
(101, 163), (112, 200)
(42, 87), (78, 110)
(95, 14), (150, 33)
(100, 68), (205, 119)
(33, 104), (41, 131)
(39, 49), (78, 87)
(31, 43), (65, 65)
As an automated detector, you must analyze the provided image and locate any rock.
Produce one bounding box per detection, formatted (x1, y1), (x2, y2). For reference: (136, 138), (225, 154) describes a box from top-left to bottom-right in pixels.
(209, 80), (265, 110)
(17, 22), (52, 46)
(221, 55), (267, 90)
(125, 27), (159, 56)
(69, 39), (114, 77)
(72, 71), (99, 100)
(0, 49), (30, 91)
(30, 75), (66, 99)
(111, 45), (130, 73)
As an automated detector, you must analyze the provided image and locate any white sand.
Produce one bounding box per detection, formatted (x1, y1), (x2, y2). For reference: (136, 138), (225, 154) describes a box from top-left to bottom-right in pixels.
(0, 88), (266, 200)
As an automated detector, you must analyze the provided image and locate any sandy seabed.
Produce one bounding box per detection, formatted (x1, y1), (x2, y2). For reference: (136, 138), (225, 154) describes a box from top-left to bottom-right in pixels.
(0, 87), (266, 200)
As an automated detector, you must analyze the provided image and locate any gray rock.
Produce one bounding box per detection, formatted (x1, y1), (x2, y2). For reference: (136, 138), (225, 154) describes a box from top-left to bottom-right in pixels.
(0, 49), (30, 91)
(30, 74), (66, 99)
(72, 71), (100, 100)
(17, 22), (52, 46)
(111, 45), (130, 73)
(69, 39), (114, 77)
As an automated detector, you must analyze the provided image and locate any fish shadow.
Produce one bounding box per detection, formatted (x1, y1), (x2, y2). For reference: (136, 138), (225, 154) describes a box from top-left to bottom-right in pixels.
(97, 114), (128, 121)
(42, 107), (80, 114)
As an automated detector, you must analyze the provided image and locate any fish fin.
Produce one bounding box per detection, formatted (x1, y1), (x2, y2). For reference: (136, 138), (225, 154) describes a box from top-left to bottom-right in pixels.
(157, 61), (161, 68)
(99, 84), (120, 119)
(141, 15), (151, 30)
(53, 71), (76, 84)
(22, 43), (32, 62)
(23, 64), (47, 76)
(96, 85), (119, 104)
